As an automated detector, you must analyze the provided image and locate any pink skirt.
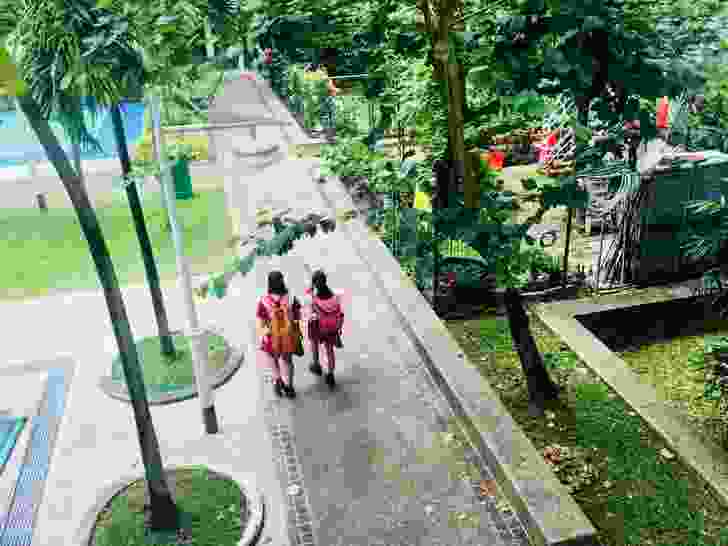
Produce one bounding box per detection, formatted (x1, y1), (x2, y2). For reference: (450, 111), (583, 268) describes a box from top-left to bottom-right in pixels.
(259, 335), (293, 357)
(307, 319), (340, 345)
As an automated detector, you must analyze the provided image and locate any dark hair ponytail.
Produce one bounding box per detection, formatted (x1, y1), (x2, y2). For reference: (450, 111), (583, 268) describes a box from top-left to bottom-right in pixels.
(268, 270), (288, 296)
(311, 270), (334, 299)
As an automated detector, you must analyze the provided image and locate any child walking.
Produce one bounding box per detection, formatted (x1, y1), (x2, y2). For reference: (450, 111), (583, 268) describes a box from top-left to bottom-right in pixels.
(257, 271), (302, 398)
(305, 270), (344, 390)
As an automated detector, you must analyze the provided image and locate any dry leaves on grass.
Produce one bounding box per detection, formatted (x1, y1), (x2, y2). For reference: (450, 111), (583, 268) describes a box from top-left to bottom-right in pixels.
(542, 444), (601, 493)
(479, 479), (498, 498)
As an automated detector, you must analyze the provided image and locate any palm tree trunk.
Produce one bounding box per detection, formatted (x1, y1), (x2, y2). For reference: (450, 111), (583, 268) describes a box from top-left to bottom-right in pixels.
(504, 288), (561, 417)
(16, 92), (179, 531)
(110, 103), (176, 358)
(71, 139), (85, 188)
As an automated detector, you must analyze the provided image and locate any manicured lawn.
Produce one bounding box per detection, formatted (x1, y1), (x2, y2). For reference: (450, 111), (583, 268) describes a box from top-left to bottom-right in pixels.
(447, 312), (728, 546)
(0, 188), (234, 300)
(93, 466), (243, 546)
(111, 332), (228, 393)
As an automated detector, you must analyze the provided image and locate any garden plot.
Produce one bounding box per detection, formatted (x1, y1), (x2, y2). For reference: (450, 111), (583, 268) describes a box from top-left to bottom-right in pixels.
(617, 326), (728, 450)
(446, 310), (728, 546)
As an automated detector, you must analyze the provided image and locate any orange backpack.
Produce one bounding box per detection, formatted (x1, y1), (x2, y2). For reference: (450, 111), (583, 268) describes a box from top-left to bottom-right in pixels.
(263, 295), (297, 355)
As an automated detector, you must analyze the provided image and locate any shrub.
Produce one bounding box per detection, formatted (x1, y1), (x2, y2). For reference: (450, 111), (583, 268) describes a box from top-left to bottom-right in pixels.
(134, 129), (209, 163)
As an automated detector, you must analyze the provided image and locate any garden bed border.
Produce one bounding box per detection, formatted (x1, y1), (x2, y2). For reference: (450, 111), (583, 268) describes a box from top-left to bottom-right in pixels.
(533, 293), (728, 509)
(313, 166), (599, 546)
(98, 328), (245, 406)
(76, 464), (265, 546)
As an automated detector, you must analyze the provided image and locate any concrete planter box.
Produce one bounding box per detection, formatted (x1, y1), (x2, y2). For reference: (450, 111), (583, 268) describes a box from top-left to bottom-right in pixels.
(534, 293), (728, 509)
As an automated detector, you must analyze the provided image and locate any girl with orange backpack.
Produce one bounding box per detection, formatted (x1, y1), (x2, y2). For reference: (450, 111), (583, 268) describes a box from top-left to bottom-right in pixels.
(304, 270), (344, 390)
(256, 271), (303, 398)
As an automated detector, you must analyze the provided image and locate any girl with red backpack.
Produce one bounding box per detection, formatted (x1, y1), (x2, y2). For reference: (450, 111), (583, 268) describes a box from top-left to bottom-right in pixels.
(305, 270), (344, 390)
(256, 271), (302, 398)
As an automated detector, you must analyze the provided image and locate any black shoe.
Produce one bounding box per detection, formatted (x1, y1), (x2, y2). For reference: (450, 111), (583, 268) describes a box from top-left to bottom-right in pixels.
(274, 379), (284, 397)
(283, 383), (297, 398)
(325, 372), (336, 390)
(309, 362), (323, 376)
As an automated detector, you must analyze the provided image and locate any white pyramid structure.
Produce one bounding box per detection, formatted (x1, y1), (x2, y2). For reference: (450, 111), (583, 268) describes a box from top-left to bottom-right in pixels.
(207, 71), (312, 148)
(208, 72), (319, 248)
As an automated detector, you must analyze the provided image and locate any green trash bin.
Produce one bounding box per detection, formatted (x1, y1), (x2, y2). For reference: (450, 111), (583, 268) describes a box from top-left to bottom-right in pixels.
(172, 158), (193, 200)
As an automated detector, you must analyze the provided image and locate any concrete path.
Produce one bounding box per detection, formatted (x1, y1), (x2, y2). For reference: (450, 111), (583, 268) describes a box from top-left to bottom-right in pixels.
(0, 126), (531, 545)
(216, 133), (531, 545)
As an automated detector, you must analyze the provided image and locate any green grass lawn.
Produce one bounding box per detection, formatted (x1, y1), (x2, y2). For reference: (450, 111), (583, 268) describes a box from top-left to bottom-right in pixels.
(0, 188), (234, 300)
(93, 466), (243, 546)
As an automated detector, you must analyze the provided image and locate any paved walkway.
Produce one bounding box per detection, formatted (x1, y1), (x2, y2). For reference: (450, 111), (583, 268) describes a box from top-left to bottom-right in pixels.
(0, 128), (531, 545)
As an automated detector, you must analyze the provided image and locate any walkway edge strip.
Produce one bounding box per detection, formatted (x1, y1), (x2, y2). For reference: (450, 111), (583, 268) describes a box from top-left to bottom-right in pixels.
(313, 166), (599, 546)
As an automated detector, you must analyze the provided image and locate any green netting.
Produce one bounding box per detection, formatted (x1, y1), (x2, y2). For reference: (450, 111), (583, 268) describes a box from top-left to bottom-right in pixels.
(642, 152), (728, 228)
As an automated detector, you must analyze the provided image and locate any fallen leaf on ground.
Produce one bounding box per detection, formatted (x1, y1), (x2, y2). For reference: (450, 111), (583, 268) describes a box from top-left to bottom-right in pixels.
(479, 479), (498, 497)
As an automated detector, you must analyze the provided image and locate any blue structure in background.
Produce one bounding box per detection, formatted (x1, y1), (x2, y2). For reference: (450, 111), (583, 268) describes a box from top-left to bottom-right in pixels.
(0, 101), (146, 168)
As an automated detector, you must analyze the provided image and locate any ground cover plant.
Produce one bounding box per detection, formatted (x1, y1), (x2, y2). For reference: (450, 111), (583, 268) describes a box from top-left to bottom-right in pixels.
(92, 466), (244, 546)
(447, 310), (728, 546)
(0, 188), (233, 300)
(617, 320), (728, 449)
(111, 332), (228, 392)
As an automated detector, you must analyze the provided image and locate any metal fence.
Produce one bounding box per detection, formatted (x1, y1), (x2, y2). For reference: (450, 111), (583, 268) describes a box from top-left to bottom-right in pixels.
(383, 205), (481, 261)
(442, 239), (481, 258)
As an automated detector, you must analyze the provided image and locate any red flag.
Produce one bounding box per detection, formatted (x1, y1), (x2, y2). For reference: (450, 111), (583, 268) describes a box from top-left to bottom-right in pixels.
(656, 97), (669, 129)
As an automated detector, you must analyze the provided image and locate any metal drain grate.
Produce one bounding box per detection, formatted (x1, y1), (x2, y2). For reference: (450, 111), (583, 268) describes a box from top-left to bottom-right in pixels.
(261, 368), (317, 546)
(0, 529), (33, 546)
(0, 369), (66, 546)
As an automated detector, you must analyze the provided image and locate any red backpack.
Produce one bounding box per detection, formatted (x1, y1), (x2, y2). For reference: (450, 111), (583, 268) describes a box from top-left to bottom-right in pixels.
(313, 296), (344, 336)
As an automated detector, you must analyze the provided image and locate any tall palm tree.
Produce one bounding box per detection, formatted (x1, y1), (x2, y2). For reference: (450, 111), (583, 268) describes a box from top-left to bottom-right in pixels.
(16, 90), (181, 531)
(9, 0), (179, 357)
(0, 0), (180, 532)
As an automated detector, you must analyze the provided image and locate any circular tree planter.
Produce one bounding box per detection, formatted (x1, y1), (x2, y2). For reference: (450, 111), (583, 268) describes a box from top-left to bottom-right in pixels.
(99, 328), (244, 405)
(79, 465), (265, 546)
